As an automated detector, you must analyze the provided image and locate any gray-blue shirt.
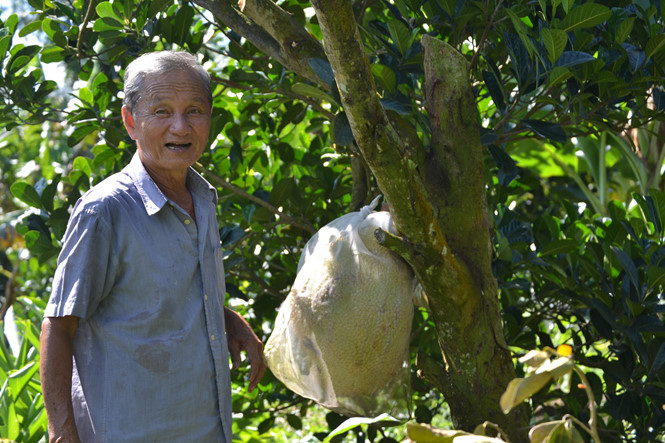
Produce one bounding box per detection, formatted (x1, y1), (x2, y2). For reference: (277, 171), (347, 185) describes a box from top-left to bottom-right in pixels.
(45, 154), (232, 442)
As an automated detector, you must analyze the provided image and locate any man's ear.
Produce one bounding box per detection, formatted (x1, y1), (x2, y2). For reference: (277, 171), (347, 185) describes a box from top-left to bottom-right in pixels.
(121, 106), (137, 140)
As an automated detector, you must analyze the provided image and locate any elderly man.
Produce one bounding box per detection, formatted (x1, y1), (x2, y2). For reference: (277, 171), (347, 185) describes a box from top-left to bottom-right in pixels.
(40, 51), (266, 442)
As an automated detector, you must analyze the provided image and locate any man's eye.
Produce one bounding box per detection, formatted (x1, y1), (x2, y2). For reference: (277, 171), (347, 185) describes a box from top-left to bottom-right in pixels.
(154, 109), (170, 116)
(188, 108), (203, 115)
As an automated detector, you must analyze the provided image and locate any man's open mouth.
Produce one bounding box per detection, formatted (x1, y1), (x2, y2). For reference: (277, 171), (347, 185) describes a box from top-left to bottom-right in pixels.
(165, 143), (192, 151)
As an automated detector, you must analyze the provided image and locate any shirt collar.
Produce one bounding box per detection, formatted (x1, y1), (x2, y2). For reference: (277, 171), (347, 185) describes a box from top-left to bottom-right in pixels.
(124, 152), (218, 216)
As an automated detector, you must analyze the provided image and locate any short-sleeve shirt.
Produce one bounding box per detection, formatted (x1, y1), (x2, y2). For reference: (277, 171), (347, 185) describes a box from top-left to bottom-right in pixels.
(45, 154), (232, 443)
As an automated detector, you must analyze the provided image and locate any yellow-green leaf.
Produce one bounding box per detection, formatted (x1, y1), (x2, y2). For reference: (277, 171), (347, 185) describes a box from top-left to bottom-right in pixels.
(291, 82), (332, 103)
(500, 373), (551, 414)
(519, 349), (551, 368)
(536, 356), (574, 379)
(406, 422), (469, 442)
(529, 420), (565, 443)
(453, 436), (506, 442)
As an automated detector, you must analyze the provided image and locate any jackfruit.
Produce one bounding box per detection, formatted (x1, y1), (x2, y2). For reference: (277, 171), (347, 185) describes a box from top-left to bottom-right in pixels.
(265, 198), (416, 418)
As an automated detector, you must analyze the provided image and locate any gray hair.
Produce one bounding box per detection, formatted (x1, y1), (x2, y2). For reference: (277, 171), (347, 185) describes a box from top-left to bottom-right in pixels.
(123, 51), (212, 112)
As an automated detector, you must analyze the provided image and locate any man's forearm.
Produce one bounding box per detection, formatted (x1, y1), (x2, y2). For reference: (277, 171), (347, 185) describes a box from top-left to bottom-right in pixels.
(40, 316), (81, 442)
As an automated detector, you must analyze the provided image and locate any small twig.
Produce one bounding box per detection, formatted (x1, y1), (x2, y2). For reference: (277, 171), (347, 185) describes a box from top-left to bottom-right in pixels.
(77, 0), (97, 56)
(573, 366), (601, 442)
(0, 262), (18, 322)
(470, 0), (504, 72)
(195, 163), (317, 234)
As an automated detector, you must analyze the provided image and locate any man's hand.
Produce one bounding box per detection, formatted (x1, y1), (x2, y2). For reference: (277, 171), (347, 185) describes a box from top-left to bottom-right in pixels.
(224, 307), (266, 392)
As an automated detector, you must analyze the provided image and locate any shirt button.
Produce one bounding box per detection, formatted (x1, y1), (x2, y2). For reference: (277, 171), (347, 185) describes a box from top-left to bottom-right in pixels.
(204, 294), (208, 301)
(184, 219), (191, 225)
(210, 334), (215, 341)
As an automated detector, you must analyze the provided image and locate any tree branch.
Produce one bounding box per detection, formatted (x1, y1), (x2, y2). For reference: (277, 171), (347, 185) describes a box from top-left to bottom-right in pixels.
(194, 0), (327, 86)
(195, 163), (317, 234)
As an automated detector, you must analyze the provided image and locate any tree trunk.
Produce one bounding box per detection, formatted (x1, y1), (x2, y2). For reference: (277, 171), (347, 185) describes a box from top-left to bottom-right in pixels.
(309, 1), (529, 439)
(420, 36), (530, 440)
(210, 0), (531, 438)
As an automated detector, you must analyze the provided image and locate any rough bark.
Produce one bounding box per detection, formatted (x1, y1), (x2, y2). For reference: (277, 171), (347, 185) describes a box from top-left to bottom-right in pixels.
(192, 0), (327, 86)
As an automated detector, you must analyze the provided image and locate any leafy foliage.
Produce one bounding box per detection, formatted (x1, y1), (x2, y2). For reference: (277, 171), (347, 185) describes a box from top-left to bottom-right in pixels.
(0, 0), (664, 441)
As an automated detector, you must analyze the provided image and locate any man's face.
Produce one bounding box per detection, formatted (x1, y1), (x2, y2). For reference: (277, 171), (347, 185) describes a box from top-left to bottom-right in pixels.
(122, 69), (211, 178)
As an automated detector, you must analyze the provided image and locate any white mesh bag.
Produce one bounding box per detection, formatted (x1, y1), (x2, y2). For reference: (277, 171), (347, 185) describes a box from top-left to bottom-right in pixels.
(264, 197), (416, 418)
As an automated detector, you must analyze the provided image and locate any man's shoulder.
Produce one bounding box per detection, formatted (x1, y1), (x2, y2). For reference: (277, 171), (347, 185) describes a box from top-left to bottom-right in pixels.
(75, 170), (137, 215)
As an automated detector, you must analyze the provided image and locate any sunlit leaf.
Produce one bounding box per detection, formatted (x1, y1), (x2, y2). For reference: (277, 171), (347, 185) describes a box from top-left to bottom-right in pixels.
(406, 422), (469, 442)
(325, 413), (398, 441)
(10, 182), (42, 209)
(528, 420), (564, 443)
(500, 373), (551, 414)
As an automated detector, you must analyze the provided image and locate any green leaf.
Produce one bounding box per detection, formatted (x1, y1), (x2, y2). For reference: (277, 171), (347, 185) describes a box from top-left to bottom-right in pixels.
(5, 396), (19, 440)
(18, 20), (42, 37)
(529, 420), (565, 443)
(40, 175), (61, 213)
(324, 413), (398, 441)
(73, 156), (94, 178)
(308, 57), (335, 86)
(371, 64), (396, 93)
(610, 245), (639, 292)
(286, 413), (302, 430)
(539, 238), (578, 256)
(521, 119), (567, 143)
(7, 45), (40, 74)
(40, 45), (66, 63)
(148, 0), (175, 17)
(10, 181), (42, 208)
(541, 28), (568, 63)
(96, 1), (124, 21)
(8, 361), (39, 401)
(68, 124), (97, 147)
(554, 51), (596, 68)
(561, 0), (573, 14)
(615, 17), (635, 44)
(4, 13), (19, 34)
(500, 372), (551, 413)
(482, 70), (506, 111)
(561, 3), (611, 33)
(0, 34), (12, 64)
(387, 19), (411, 55)
(291, 82), (332, 103)
(41, 18), (67, 45)
(548, 66), (572, 87)
(92, 17), (124, 32)
(332, 112), (354, 147)
(406, 422), (469, 442)
(645, 34), (665, 63)
(547, 420), (585, 443)
(270, 177), (298, 207)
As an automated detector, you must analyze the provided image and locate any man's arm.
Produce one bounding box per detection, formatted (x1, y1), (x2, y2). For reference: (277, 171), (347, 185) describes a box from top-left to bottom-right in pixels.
(223, 307), (266, 392)
(40, 315), (81, 443)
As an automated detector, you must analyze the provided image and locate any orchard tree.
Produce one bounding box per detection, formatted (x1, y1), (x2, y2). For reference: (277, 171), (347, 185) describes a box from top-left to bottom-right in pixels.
(1, 0), (665, 442)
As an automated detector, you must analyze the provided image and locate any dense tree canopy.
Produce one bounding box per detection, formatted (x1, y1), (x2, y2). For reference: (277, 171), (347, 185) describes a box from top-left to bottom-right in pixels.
(1, 0), (665, 441)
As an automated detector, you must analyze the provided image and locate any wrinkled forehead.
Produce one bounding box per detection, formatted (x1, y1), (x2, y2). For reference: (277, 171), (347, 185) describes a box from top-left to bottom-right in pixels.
(138, 68), (211, 106)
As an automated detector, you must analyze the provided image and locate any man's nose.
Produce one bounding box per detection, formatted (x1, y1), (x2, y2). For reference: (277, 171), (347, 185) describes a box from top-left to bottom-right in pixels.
(169, 113), (190, 134)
